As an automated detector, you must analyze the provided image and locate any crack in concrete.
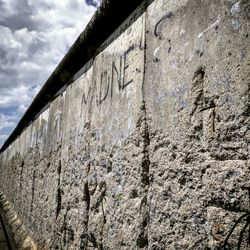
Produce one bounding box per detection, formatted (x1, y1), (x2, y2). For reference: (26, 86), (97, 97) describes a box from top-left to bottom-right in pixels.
(30, 169), (36, 214)
(56, 160), (62, 220)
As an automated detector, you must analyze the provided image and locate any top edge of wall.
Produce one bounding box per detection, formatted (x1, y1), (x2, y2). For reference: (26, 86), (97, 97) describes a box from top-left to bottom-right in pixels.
(0, 0), (154, 153)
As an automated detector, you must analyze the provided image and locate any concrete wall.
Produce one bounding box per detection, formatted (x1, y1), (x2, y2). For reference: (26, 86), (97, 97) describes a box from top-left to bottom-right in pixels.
(0, 0), (249, 249)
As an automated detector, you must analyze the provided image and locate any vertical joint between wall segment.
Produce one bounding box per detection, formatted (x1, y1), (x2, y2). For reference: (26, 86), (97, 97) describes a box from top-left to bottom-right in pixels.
(137, 3), (151, 248)
(56, 160), (62, 220)
(137, 99), (151, 249)
(141, 1), (148, 101)
(81, 122), (91, 249)
(30, 169), (36, 214)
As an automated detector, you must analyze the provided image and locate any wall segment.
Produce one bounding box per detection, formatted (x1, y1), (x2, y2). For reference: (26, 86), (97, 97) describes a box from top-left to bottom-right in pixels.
(0, 0), (249, 249)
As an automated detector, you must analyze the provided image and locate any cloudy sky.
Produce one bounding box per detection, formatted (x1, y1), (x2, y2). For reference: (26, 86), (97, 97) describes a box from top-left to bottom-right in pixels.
(0, 0), (100, 146)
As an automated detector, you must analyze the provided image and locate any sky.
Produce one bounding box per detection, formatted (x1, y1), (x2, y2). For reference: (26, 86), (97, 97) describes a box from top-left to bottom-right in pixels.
(0, 0), (100, 147)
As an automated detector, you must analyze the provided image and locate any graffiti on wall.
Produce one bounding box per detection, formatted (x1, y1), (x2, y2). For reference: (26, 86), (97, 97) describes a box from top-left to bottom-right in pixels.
(81, 41), (143, 107)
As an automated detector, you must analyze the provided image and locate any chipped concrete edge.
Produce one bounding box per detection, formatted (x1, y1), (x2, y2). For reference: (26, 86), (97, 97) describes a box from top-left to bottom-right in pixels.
(0, 191), (37, 250)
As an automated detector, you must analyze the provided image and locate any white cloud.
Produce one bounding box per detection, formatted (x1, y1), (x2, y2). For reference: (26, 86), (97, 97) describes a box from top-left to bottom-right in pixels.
(0, 135), (8, 147)
(0, 113), (18, 130)
(0, 135), (8, 140)
(0, 0), (100, 146)
(0, 84), (38, 109)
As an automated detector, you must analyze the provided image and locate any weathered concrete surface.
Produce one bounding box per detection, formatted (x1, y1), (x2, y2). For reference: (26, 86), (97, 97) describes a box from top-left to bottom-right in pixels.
(144, 0), (250, 249)
(0, 0), (249, 249)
